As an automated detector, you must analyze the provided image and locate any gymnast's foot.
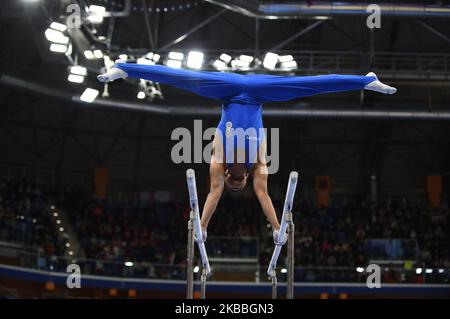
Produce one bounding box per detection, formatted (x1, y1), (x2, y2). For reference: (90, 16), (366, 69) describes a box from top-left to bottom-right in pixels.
(364, 72), (397, 94)
(97, 59), (128, 82)
(273, 229), (287, 245)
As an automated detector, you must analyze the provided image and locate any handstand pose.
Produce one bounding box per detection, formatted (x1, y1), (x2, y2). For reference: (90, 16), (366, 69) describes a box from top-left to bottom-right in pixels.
(98, 61), (396, 244)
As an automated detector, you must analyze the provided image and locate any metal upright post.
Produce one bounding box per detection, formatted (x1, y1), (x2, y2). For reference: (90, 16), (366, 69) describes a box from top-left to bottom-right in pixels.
(200, 268), (207, 299)
(271, 273), (277, 299)
(186, 169), (211, 299)
(286, 211), (295, 299)
(186, 210), (195, 299)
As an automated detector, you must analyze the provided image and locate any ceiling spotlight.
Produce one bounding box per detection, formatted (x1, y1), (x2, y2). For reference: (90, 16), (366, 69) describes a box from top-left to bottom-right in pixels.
(416, 268), (423, 275)
(68, 251), (74, 256)
(239, 55), (254, 63)
(219, 53), (232, 63)
(88, 15), (103, 24)
(281, 268), (287, 274)
(84, 50), (95, 60)
(231, 59), (250, 70)
(145, 52), (160, 63)
(167, 52), (184, 68)
(187, 51), (204, 69)
(315, 16), (331, 20)
(213, 59), (226, 70)
(88, 5), (106, 24)
(137, 91), (146, 99)
(70, 66), (87, 76)
(168, 52), (184, 60)
(166, 59), (182, 68)
(125, 261), (134, 267)
(152, 54), (160, 63)
(65, 243), (71, 248)
(45, 28), (69, 44)
(68, 75), (83, 85)
(278, 55), (294, 63)
(438, 269), (445, 274)
(356, 267), (364, 273)
(137, 57), (155, 65)
(80, 88), (99, 103)
(263, 52), (279, 70)
(53, 212), (58, 217)
(93, 50), (103, 59)
(59, 227), (64, 232)
(280, 60), (298, 70)
(50, 22), (67, 32)
(50, 44), (68, 53)
(425, 268), (433, 274)
(193, 266), (199, 273)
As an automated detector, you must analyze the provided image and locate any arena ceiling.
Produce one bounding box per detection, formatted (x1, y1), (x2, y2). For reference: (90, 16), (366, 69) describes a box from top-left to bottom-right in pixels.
(0, 0), (450, 194)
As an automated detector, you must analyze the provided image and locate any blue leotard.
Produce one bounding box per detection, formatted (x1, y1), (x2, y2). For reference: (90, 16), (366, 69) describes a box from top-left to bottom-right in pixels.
(115, 63), (376, 170)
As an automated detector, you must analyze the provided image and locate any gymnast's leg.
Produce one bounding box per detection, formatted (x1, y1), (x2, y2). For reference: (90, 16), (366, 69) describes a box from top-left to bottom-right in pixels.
(98, 60), (243, 100)
(244, 72), (397, 103)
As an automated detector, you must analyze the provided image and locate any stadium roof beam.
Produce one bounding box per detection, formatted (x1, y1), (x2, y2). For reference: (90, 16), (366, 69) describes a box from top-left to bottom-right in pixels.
(270, 20), (324, 51)
(102, 0), (132, 18)
(142, 0), (155, 50)
(416, 20), (450, 44)
(204, 0), (450, 19)
(159, 8), (227, 51)
(3, 74), (450, 122)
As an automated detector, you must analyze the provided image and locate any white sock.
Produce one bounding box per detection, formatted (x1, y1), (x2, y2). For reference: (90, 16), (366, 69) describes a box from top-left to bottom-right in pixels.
(364, 72), (397, 94)
(97, 60), (128, 83)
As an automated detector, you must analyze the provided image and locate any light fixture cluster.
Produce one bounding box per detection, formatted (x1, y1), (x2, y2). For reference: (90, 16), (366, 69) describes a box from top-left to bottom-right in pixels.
(162, 51), (298, 72)
(262, 52), (297, 70)
(137, 79), (163, 101)
(87, 5), (107, 24)
(84, 49), (104, 60)
(356, 266), (446, 275)
(137, 52), (161, 65)
(50, 204), (74, 257)
(68, 65), (87, 84)
(45, 22), (72, 55)
(80, 88), (100, 103)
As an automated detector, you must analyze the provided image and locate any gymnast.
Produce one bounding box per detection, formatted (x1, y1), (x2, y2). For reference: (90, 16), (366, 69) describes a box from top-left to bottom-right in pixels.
(98, 60), (396, 245)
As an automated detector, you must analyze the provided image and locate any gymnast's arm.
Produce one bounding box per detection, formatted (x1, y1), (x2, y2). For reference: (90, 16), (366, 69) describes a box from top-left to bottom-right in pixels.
(199, 156), (225, 232)
(243, 72), (397, 103)
(98, 61), (244, 100)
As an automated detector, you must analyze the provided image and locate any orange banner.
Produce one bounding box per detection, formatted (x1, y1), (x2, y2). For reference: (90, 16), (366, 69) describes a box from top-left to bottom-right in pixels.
(94, 166), (109, 199)
(426, 175), (442, 209)
(315, 176), (331, 208)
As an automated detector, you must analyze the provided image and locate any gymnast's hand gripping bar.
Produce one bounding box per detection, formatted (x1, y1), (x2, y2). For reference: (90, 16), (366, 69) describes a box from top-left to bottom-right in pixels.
(267, 171), (299, 277)
(186, 169), (211, 275)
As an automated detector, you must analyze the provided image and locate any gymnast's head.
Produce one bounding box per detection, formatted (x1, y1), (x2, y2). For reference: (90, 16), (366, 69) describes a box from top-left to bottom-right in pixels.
(224, 164), (249, 192)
